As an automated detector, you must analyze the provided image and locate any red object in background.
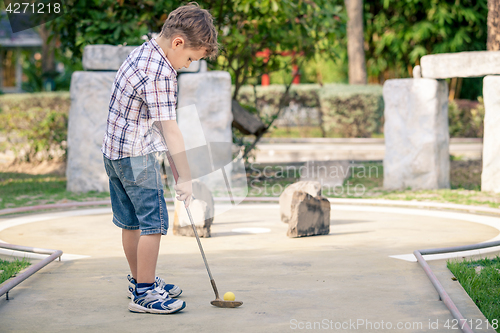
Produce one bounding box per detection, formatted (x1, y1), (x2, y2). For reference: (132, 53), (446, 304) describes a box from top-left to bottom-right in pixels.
(256, 49), (302, 86)
(292, 65), (300, 85)
(261, 74), (270, 86)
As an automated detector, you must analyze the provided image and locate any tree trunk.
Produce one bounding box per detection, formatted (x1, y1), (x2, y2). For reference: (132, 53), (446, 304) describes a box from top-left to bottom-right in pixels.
(345, 0), (367, 84)
(488, 0), (500, 50)
(38, 24), (56, 74)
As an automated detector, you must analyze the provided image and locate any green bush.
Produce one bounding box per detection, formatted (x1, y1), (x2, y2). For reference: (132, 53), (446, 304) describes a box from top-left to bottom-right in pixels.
(448, 98), (485, 138)
(0, 92), (71, 162)
(318, 84), (384, 138)
(236, 83), (384, 138)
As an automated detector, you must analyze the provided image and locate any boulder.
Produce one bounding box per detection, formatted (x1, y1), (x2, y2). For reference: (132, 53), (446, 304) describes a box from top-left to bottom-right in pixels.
(481, 75), (500, 193)
(287, 191), (330, 238)
(383, 78), (450, 190)
(279, 181), (321, 223)
(173, 180), (214, 237)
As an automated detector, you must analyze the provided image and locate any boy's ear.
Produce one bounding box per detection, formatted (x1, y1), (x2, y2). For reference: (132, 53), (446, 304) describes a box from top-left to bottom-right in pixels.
(171, 36), (185, 49)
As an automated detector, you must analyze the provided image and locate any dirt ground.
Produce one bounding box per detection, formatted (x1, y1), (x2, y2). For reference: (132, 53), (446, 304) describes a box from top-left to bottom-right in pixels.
(0, 160), (66, 176)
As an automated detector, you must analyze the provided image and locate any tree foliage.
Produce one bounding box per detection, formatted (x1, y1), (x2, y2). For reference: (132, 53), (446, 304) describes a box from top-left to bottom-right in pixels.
(49, 0), (345, 97)
(363, 0), (488, 80)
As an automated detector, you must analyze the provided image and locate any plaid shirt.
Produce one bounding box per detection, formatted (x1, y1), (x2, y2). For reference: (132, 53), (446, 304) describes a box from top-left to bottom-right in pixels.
(101, 38), (177, 160)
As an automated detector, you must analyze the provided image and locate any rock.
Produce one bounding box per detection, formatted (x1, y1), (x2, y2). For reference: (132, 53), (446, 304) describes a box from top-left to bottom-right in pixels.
(83, 44), (208, 72)
(481, 75), (500, 193)
(420, 51), (500, 79)
(66, 71), (116, 192)
(173, 180), (214, 237)
(279, 181), (322, 223)
(287, 191), (330, 238)
(177, 71), (233, 191)
(383, 78), (450, 190)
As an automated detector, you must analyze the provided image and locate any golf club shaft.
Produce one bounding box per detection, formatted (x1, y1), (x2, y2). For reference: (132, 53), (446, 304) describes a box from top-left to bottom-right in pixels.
(165, 151), (220, 299)
(184, 206), (220, 299)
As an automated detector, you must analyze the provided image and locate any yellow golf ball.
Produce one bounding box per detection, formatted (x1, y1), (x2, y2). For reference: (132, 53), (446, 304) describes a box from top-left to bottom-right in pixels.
(223, 292), (235, 301)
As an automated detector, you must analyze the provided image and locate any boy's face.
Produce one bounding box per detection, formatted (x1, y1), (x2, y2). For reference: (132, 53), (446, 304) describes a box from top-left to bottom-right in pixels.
(165, 36), (207, 71)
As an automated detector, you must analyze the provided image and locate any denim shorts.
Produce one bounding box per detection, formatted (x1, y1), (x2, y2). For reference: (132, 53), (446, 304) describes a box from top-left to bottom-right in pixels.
(103, 152), (168, 235)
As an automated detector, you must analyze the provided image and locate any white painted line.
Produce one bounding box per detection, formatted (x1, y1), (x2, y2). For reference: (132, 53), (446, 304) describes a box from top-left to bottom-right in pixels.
(330, 205), (500, 262)
(231, 228), (271, 234)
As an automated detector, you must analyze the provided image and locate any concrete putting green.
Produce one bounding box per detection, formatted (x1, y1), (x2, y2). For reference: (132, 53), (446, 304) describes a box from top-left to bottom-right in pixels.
(0, 204), (498, 332)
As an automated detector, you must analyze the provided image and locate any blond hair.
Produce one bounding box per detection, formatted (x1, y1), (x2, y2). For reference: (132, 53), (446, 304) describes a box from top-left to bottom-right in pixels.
(160, 3), (219, 60)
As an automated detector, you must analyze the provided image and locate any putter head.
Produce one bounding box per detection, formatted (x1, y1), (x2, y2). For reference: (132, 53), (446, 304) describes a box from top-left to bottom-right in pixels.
(211, 299), (243, 308)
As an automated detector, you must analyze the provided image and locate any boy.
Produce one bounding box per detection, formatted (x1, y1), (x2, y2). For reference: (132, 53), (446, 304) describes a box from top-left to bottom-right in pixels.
(101, 3), (219, 314)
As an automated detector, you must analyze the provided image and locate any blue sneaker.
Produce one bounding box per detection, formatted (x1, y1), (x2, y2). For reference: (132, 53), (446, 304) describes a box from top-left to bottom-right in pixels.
(128, 282), (186, 314)
(127, 275), (182, 298)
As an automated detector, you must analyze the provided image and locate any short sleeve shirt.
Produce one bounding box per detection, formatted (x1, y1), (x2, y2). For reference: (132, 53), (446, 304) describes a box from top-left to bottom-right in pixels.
(101, 38), (177, 160)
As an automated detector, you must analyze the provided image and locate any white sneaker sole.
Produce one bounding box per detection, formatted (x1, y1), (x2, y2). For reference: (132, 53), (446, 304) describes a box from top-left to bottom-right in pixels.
(128, 300), (186, 314)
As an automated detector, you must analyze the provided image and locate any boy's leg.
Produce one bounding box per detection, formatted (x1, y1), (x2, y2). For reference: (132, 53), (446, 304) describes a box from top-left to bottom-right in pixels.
(122, 229), (140, 279)
(136, 233), (161, 283)
(122, 226), (162, 285)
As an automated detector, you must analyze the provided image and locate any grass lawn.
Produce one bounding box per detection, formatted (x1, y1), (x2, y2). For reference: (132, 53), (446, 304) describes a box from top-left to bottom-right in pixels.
(0, 258), (30, 284)
(448, 257), (500, 332)
(0, 172), (110, 211)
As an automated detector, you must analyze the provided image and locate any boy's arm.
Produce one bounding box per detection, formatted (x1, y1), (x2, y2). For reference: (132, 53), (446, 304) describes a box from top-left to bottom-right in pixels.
(159, 120), (192, 207)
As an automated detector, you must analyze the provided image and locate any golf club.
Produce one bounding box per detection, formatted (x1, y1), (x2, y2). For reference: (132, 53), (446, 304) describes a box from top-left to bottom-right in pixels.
(165, 150), (243, 308)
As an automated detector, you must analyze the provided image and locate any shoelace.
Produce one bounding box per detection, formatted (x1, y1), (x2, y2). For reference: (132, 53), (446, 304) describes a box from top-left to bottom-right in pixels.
(151, 286), (169, 300)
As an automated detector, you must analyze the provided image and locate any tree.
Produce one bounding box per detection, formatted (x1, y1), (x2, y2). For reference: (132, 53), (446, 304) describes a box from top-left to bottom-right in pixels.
(345, 0), (367, 84)
(488, 0), (500, 50)
(38, 24), (57, 90)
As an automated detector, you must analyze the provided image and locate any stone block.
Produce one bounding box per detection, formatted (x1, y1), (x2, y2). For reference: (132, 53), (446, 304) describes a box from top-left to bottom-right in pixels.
(82, 45), (137, 71)
(287, 191), (330, 238)
(279, 181), (321, 223)
(173, 180), (214, 237)
(83, 44), (207, 72)
(383, 79), (450, 190)
(66, 71), (116, 192)
(481, 75), (500, 193)
(420, 51), (500, 79)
